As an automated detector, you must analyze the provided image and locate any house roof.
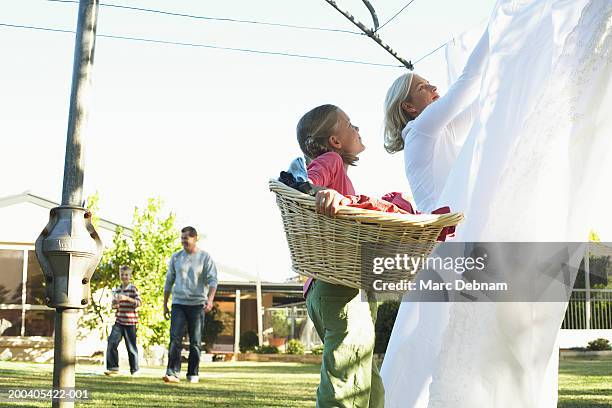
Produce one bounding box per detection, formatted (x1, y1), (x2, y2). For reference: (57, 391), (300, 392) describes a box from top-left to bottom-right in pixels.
(216, 263), (261, 282)
(0, 191), (293, 284)
(217, 281), (303, 294)
(0, 191), (132, 235)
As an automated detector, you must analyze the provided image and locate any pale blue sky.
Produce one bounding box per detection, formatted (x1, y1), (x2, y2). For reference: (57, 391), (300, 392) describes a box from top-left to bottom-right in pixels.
(1, 0), (496, 281)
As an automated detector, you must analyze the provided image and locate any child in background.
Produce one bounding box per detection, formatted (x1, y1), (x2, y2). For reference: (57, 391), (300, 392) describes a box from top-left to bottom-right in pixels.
(296, 104), (384, 408)
(104, 265), (141, 376)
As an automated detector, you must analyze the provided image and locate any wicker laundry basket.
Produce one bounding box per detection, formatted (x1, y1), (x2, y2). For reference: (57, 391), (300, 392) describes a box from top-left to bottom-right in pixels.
(270, 179), (464, 290)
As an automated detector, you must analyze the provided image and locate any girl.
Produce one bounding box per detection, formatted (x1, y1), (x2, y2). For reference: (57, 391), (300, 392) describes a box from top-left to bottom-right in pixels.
(296, 104), (384, 408)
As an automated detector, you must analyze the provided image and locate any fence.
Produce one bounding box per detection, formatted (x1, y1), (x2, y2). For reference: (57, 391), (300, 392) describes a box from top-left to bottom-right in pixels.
(563, 289), (612, 329)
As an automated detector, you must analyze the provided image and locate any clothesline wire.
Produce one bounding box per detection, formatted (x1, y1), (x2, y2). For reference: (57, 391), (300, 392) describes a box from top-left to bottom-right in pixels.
(42, 0), (447, 66)
(376, 0), (417, 32)
(0, 22), (404, 68)
(414, 41), (448, 65)
(45, 0), (364, 36)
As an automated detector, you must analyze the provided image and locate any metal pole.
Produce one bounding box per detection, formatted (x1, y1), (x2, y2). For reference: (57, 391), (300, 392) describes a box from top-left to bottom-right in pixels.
(234, 289), (241, 356)
(62, 0), (99, 207)
(52, 309), (79, 406)
(54, 2), (99, 407)
(290, 306), (296, 340)
(256, 280), (263, 346)
(305, 315), (312, 350)
(585, 246), (591, 330)
(322, 0), (413, 70)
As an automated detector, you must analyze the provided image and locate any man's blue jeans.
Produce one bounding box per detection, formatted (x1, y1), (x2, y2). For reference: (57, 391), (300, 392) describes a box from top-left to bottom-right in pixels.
(166, 304), (205, 377)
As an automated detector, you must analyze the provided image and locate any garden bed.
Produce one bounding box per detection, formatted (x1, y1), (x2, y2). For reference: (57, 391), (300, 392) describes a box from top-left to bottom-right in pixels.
(236, 353), (322, 364)
(560, 350), (612, 359)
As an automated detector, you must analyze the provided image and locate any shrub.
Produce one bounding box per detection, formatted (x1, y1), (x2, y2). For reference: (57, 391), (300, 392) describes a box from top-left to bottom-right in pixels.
(203, 303), (225, 353)
(587, 338), (612, 351)
(239, 330), (259, 353)
(271, 312), (291, 338)
(310, 345), (324, 355)
(286, 339), (305, 355)
(255, 345), (279, 354)
(375, 300), (400, 354)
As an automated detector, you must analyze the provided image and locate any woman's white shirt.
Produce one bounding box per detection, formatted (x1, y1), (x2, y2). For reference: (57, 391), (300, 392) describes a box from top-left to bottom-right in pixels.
(402, 29), (489, 213)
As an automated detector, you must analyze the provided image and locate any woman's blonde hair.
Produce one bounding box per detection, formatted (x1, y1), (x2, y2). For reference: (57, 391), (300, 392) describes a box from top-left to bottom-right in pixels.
(296, 104), (358, 166)
(383, 72), (415, 154)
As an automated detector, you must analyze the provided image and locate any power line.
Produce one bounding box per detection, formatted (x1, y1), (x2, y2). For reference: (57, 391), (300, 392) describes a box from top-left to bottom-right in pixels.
(46, 0), (363, 36)
(0, 22), (73, 35)
(0, 22), (403, 68)
(376, 0), (416, 32)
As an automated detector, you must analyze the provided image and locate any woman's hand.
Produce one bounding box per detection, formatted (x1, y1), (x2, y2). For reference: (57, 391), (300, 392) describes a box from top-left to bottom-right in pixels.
(315, 189), (350, 216)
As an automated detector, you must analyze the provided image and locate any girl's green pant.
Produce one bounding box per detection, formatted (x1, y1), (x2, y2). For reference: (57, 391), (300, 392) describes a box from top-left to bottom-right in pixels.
(306, 280), (385, 408)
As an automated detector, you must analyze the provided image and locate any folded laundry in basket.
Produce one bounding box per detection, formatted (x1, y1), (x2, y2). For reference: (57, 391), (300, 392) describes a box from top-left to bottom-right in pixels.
(342, 194), (454, 242)
(277, 171), (455, 242)
(287, 157), (308, 182)
(278, 170), (316, 195)
(380, 192), (454, 241)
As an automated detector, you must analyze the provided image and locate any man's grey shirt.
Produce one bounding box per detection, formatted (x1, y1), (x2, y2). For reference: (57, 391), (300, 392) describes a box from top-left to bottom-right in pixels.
(164, 248), (218, 306)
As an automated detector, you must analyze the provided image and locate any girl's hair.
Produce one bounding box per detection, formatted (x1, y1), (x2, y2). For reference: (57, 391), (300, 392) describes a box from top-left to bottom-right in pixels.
(383, 72), (415, 154)
(296, 104), (358, 166)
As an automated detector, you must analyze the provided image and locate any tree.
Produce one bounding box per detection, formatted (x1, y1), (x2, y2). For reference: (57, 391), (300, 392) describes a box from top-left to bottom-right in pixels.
(83, 197), (181, 348)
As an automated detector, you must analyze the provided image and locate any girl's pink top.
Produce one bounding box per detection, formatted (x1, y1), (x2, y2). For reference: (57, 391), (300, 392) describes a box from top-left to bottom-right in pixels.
(303, 152), (355, 297)
(307, 152), (356, 196)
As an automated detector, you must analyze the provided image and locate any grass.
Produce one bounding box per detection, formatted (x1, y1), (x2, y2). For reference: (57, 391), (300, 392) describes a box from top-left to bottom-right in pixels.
(0, 357), (609, 407)
(0, 361), (319, 407)
(558, 357), (612, 408)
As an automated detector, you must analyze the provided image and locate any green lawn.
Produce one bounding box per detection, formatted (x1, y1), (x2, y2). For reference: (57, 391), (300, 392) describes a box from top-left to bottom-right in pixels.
(558, 358), (612, 408)
(0, 358), (609, 407)
(0, 361), (319, 407)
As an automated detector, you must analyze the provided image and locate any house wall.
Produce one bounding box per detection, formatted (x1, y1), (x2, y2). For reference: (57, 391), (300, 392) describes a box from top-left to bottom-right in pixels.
(0, 200), (125, 360)
(0, 195), (299, 362)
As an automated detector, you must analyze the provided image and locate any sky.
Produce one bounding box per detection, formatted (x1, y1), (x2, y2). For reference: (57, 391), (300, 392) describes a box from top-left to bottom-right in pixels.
(1, 0), (498, 281)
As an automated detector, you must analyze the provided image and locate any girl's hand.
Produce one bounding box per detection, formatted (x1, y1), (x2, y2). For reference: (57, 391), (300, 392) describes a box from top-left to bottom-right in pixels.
(315, 189), (350, 216)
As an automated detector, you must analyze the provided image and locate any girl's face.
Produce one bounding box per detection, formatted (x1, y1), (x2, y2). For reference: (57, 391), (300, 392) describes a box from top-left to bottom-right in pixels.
(330, 110), (365, 156)
(402, 74), (439, 117)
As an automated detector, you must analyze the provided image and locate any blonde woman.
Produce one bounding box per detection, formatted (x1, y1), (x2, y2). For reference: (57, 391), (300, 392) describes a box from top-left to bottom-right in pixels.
(382, 28), (488, 214)
(379, 27), (489, 408)
(381, 0), (612, 406)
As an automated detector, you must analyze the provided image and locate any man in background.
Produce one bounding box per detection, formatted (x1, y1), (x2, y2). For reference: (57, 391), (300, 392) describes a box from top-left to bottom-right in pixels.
(162, 226), (218, 384)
